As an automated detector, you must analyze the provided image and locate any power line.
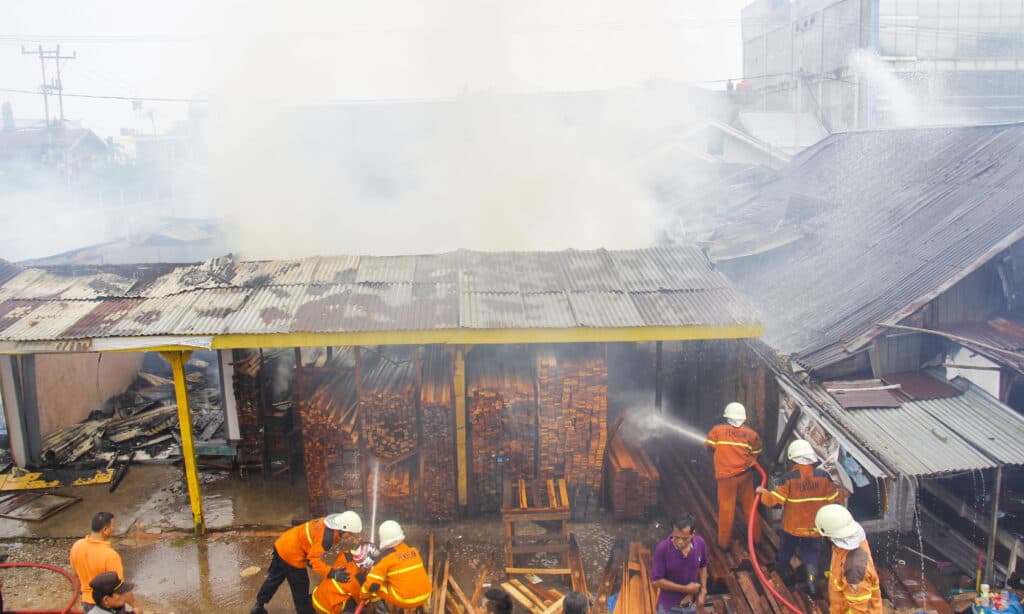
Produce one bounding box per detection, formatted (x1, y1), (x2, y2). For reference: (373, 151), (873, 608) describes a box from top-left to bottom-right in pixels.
(0, 87), (202, 103)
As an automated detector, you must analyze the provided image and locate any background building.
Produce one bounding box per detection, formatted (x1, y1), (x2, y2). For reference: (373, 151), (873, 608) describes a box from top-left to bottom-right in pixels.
(742, 0), (1024, 131)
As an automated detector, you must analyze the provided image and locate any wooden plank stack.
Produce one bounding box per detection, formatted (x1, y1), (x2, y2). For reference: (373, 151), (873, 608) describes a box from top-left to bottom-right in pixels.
(377, 459), (417, 519)
(469, 350), (536, 513)
(614, 543), (657, 614)
(606, 431), (659, 520)
(296, 363), (359, 516)
(536, 346), (608, 518)
(359, 356), (418, 461)
(421, 348), (456, 521)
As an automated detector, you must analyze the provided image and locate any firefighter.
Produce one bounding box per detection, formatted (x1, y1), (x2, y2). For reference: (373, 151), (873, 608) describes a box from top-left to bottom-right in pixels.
(705, 402), (763, 549)
(814, 505), (881, 614)
(757, 439), (840, 595)
(312, 542), (379, 614)
(251, 510), (363, 614)
(361, 520), (432, 609)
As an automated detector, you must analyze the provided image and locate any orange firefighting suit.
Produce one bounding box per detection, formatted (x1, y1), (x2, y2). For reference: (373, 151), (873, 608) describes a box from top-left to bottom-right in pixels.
(275, 517), (339, 579)
(361, 543), (432, 609)
(313, 556), (362, 614)
(760, 464), (840, 537)
(828, 539), (882, 614)
(705, 423), (763, 548)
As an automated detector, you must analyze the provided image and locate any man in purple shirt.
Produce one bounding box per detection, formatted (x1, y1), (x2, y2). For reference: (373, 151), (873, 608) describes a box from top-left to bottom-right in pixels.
(651, 514), (709, 613)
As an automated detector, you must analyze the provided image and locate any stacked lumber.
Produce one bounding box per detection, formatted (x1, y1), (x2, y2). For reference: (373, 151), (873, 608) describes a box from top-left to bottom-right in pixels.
(360, 356), (418, 461)
(607, 432), (659, 519)
(326, 443), (363, 514)
(536, 347), (608, 518)
(469, 351), (536, 513)
(613, 543), (657, 614)
(377, 460), (417, 519)
(296, 363), (359, 516)
(421, 348), (456, 521)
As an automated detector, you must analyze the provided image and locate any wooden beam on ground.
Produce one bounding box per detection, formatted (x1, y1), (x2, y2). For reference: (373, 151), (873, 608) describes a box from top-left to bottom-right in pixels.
(502, 581), (543, 614)
(470, 553), (492, 611)
(437, 550), (451, 614)
(541, 597), (566, 614)
(511, 579), (549, 610)
(505, 567), (572, 575)
(449, 575), (475, 614)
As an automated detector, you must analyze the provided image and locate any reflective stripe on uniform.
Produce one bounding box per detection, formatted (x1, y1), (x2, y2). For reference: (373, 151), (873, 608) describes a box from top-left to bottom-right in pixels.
(377, 582), (431, 606)
(305, 521), (314, 546)
(388, 562), (425, 577)
(786, 492), (839, 503)
(707, 440), (759, 452)
(844, 585), (880, 602)
(312, 594), (331, 614)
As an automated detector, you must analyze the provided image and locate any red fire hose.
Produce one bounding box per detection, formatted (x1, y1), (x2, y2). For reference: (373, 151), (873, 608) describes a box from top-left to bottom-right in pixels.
(748, 463), (806, 614)
(0, 561), (83, 614)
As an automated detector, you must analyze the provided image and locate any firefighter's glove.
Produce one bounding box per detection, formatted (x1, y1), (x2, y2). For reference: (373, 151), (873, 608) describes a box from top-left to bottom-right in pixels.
(368, 583), (381, 594)
(329, 568), (351, 583)
(356, 572), (367, 585)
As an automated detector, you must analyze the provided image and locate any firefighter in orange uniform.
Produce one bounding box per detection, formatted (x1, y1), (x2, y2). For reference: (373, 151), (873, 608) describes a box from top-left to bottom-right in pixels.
(815, 505), (882, 614)
(757, 438), (840, 594)
(361, 520), (432, 609)
(251, 511), (363, 614)
(312, 542), (379, 614)
(705, 401), (763, 549)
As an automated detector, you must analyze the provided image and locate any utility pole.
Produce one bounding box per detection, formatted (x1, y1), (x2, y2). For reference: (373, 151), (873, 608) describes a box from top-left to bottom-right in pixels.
(20, 44), (76, 126)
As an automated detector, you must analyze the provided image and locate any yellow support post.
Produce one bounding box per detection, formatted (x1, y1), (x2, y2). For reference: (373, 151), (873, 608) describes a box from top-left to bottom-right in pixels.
(161, 350), (206, 535)
(454, 347), (468, 507)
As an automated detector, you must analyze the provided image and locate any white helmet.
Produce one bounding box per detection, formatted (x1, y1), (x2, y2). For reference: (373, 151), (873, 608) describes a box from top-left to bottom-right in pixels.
(723, 402), (747, 422)
(325, 510), (363, 533)
(814, 504), (858, 539)
(787, 439), (816, 462)
(378, 520), (405, 549)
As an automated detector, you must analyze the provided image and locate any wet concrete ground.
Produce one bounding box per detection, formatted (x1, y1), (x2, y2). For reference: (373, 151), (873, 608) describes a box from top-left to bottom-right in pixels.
(0, 466), (667, 613)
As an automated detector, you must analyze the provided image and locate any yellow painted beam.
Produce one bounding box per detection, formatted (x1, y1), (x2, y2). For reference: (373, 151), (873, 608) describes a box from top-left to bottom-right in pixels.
(209, 323), (763, 350)
(161, 350), (206, 536)
(454, 347), (467, 507)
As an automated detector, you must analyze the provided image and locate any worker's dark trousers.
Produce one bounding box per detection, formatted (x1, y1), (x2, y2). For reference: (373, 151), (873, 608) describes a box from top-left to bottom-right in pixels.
(255, 547), (314, 614)
(776, 532), (823, 577)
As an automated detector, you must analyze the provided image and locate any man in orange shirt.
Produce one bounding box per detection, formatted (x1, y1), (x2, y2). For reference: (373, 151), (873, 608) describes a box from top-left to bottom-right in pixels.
(757, 439), (840, 594)
(251, 510), (363, 614)
(69, 512), (139, 613)
(361, 520), (431, 609)
(705, 402), (763, 549)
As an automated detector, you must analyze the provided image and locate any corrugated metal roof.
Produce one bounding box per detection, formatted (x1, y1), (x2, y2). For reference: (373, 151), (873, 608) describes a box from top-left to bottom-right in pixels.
(720, 124), (1024, 371)
(829, 375), (1024, 476)
(882, 372), (961, 400)
(0, 246), (762, 345)
(932, 317), (1024, 373)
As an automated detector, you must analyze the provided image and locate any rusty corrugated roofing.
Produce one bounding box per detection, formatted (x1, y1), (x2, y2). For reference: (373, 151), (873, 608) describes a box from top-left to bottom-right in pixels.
(720, 123), (1024, 372)
(0, 246), (762, 347)
(833, 375), (1024, 475)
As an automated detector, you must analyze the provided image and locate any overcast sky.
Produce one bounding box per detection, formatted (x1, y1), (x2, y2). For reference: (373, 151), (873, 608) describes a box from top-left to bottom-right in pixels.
(2, 0), (751, 138)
